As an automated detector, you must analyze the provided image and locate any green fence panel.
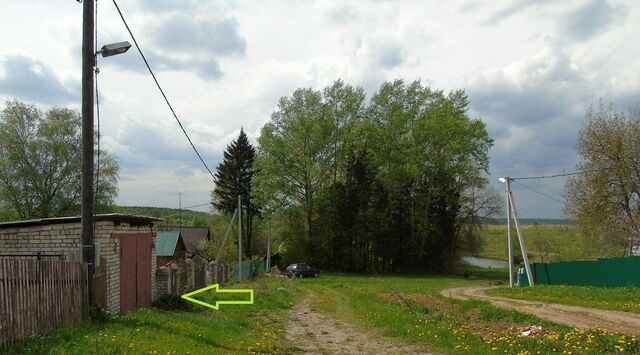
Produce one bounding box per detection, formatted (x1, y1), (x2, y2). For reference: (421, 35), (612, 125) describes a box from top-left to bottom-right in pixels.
(525, 256), (640, 288)
(232, 260), (266, 281)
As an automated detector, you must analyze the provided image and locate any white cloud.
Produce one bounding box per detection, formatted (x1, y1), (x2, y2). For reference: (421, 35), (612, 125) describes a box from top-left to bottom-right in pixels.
(0, 0), (638, 217)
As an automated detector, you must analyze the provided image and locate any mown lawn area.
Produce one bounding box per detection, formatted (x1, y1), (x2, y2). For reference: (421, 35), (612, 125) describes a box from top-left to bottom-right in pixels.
(5, 277), (299, 354)
(478, 224), (622, 262)
(488, 284), (640, 314)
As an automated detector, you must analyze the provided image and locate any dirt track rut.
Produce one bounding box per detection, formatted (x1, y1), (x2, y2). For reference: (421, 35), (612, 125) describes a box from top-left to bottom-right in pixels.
(442, 286), (640, 336)
(285, 290), (429, 354)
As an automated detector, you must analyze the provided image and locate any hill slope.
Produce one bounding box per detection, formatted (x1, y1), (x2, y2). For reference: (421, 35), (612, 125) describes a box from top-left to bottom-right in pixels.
(115, 206), (216, 227)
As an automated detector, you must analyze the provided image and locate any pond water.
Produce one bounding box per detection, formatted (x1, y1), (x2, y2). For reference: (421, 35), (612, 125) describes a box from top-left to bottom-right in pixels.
(461, 256), (509, 269)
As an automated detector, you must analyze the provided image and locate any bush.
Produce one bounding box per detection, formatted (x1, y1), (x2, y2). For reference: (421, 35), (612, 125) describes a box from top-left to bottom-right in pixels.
(151, 294), (201, 312)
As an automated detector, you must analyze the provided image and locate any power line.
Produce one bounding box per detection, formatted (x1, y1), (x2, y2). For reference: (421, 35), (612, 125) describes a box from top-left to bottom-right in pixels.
(94, 0), (101, 211)
(513, 180), (565, 205)
(183, 202), (211, 209)
(111, 0), (216, 182)
(510, 168), (604, 180)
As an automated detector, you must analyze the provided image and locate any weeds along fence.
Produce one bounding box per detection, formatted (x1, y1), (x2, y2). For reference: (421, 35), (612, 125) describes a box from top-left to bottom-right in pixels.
(524, 256), (640, 287)
(0, 258), (88, 350)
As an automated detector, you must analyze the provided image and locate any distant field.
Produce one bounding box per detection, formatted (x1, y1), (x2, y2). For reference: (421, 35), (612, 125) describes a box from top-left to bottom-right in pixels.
(477, 224), (621, 263)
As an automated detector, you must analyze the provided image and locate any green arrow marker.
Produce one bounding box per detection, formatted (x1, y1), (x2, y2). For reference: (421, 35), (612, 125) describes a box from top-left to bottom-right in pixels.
(181, 283), (254, 310)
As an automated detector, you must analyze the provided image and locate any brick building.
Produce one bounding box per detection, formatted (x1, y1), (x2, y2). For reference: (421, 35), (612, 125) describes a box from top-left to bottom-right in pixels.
(0, 214), (162, 313)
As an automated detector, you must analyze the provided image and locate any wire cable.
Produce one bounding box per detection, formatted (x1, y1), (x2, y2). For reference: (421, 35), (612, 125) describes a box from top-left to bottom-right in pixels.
(182, 202), (212, 209)
(94, 0), (101, 213)
(111, 0), (216, 182)
(510, 168), (605, 180)
(513, 180), (565, 205)
(91, 0), (100, 266)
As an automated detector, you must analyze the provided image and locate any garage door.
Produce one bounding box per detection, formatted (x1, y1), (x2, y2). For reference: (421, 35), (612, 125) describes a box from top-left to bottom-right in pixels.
(118, 233), (152, 313)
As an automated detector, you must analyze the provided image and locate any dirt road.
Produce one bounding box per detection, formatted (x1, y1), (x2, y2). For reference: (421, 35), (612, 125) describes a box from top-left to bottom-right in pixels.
(442, 286), (640, 336)
(285, 289), (429, 354)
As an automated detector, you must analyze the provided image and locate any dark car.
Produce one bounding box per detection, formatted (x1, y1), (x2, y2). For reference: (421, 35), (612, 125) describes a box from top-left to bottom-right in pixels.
(285, 263), (319, 278)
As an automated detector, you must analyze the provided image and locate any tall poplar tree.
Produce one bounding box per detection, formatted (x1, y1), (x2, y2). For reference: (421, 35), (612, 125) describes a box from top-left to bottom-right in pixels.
(212, 128), (259, 258)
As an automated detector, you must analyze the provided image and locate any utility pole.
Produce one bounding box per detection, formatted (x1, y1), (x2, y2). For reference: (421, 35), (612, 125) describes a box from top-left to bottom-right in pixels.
(237, 195), (242, 280)
(506, 178), (514, 288)
(81, 0), (96, 308)
(508, 186), (535, 287)
(267, 216), (272, 271)
(500, 176), (535, 287)
(178, 192), (182, 231)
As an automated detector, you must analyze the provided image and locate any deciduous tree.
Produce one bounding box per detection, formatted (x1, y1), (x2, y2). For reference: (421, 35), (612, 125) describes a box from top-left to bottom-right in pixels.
(254, 88), (333, 262)
(0, 100), (119, 220)
(566, 102), (640, 254)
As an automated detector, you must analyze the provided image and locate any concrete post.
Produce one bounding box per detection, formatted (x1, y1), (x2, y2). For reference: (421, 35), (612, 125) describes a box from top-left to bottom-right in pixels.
(170, 263), (179, 295)
(185, 259), (195, 291)
(156, 266), (169, 298)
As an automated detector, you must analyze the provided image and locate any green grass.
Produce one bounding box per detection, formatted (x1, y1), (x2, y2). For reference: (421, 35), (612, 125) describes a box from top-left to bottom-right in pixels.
(7, 273), (640, 354)
(6, 277), (299, 354)
(298, 273), (638, 354)
(488, 284), (640, 314)
(478, 224), (621, 263)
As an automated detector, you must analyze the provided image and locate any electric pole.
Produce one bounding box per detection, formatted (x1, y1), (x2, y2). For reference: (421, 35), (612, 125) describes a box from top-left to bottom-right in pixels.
(267, 216), (272, 271)
(500, 176), (535, 287)
(81, 0), (96, 308)
(178, 191), (182, 231)
(506, 178), (514, 288)
(508, 185), (535, 287)
(238, 195), (242, 280)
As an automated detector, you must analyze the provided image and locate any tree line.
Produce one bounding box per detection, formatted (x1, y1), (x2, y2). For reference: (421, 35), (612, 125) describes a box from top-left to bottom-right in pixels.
(3, 83), (637, 270)
(213, 79), (501, 272)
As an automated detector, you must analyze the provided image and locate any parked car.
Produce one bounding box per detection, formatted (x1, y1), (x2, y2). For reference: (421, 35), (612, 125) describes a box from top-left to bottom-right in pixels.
(285, 263), (319, 278)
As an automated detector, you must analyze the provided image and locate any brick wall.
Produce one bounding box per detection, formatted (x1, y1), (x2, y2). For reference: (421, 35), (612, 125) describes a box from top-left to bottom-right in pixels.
(0, 220), (157, 313)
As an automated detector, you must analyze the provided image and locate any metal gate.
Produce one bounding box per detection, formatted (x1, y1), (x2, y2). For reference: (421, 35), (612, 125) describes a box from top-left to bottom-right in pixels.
(118, 233), (152, 313)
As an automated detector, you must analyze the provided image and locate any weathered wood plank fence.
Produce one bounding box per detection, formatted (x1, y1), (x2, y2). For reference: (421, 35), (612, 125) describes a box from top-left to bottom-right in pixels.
(0, 258), (88, 350)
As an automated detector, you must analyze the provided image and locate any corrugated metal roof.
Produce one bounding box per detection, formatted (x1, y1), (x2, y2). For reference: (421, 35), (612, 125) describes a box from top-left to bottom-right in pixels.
(0, 213), (164, 229)
(156, 226), (210, 254)
(156, 231), (181, 256)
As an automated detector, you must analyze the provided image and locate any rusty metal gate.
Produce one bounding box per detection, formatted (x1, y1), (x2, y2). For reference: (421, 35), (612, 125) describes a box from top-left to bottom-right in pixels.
(118, 233), (152, 313)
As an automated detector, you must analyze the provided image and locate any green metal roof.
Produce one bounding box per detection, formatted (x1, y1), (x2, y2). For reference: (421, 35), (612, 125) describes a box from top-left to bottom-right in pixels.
(156, 231), (181, 256)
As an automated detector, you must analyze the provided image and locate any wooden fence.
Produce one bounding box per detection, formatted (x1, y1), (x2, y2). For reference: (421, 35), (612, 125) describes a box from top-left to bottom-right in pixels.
(0, 258), (88, 350)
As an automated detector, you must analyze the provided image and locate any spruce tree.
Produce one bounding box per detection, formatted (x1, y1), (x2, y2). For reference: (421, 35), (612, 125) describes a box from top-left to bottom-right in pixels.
(212, 128), (259, 258)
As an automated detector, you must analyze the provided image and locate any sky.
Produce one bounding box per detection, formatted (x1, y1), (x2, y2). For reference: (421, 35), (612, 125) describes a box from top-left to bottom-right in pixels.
(0, 0), (638, 218)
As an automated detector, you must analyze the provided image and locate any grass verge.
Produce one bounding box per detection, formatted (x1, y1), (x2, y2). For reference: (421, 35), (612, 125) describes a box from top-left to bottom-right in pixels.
(300, 273), (639, 354)
(488, 284), (640, 314)
(7, 273), (640, 354)
(5, 277), (298, 354)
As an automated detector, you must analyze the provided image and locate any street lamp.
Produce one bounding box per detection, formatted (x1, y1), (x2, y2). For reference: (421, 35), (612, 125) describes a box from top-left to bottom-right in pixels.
(81, 0), (131, 310)
(97, 41), (131, 58)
